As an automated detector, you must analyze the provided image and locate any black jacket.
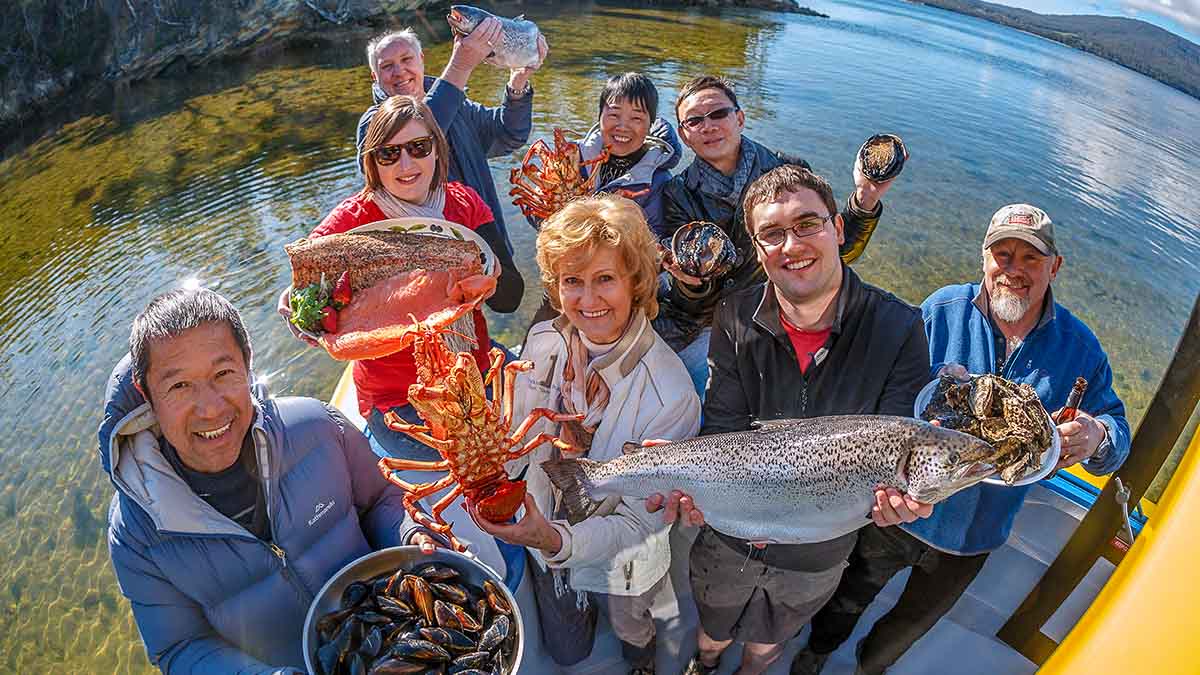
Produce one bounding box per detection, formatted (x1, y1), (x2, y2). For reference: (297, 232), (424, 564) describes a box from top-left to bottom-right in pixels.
(702, 266), (930, 436)
(655, 137), (883, 349)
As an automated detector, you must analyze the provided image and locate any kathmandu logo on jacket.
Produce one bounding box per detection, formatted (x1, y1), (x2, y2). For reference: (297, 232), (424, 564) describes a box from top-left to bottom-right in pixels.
(308, 500), (336, 527)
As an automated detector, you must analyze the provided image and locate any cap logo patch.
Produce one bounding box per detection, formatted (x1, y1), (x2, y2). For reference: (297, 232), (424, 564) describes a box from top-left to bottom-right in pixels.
(1006, 213), (1035, 227)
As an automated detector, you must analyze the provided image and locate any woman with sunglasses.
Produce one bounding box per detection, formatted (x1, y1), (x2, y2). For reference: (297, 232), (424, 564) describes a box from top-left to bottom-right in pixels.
(284, 94), (523, 460)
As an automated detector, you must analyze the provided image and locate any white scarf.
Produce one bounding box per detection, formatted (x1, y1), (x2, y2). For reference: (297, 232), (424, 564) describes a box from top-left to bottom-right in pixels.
(370, 186), (447, 220)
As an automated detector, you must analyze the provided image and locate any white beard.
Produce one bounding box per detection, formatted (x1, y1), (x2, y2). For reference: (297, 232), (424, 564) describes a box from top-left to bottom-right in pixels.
(991, 287), (1032, 323)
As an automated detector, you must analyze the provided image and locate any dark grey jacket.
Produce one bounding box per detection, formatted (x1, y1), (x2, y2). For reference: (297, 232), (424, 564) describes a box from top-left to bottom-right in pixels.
(702, 266), (930, 436)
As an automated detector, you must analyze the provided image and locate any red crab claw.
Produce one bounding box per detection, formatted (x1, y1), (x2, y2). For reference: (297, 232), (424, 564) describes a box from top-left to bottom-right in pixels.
(472, 480), (527, 523)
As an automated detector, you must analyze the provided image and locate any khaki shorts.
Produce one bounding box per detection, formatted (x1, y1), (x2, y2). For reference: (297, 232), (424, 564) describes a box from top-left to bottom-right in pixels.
(689, 527), (850, 644)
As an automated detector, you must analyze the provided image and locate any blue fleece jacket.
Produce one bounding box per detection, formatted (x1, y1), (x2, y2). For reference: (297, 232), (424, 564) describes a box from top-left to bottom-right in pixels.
(357, 78), (532, 254)
(99, 356), (428, 673)
(902, 283), (1131, 555)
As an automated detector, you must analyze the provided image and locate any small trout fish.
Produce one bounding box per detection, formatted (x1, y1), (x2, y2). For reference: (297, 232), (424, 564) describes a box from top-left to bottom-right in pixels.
(446, 5), (542, 70)
(541, 415), (1001, 544)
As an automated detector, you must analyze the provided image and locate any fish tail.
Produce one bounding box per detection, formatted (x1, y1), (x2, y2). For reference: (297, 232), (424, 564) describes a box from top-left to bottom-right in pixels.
(540, 457), (603, 525)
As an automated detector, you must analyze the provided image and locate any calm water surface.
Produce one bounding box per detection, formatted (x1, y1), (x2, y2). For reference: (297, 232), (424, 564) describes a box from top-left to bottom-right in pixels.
(0, 0), (1197, 671)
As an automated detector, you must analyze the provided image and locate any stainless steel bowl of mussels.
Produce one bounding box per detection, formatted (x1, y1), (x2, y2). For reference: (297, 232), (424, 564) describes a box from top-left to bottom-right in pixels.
(857, 133), (907, 183)
(304, 546), (522, 675)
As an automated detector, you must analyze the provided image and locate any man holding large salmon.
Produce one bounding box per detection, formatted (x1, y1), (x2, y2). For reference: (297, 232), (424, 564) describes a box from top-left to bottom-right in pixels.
(796, 204), (1132, 674)
(650, 164), (934, 675)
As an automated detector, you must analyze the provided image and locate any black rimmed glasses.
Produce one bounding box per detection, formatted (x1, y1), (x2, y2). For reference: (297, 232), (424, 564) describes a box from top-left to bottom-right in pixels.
(680, 106), (739, 130)
(753, 214), (834, 248)
(369, 136), (435, 165)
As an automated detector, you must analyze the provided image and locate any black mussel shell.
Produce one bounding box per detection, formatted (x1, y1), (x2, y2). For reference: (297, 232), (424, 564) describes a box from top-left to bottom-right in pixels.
(316, 641), (341, 675)
(317, 607), (355, 642)
(433, 600), (462, 631)
(367, 658), (427, 675)
(420, 626), (477, 654)
(377, 595), (416, 619)
(473, 598), (488, 630)
(477, 615), (510, 653)
(385, 569), (408, 599)
(389, 638), (452, 663)
(342, 581), (371, 609)
(356, 611), (392, 625)
(670, 221), (738, 280)
(346, 651), (367, 675)
(858, 133), (906, 183)
(450, 670), (488, 675)
(415, 563), (461, 582)
(360, 625), (385, 659)
(430, 582), (470, 605)
(449, 651), (491, 673)
(332, 615), (361, 654)
(372, 576), (392, 598)
(403, 575), (436, 624)
(481, 581), (511, 617)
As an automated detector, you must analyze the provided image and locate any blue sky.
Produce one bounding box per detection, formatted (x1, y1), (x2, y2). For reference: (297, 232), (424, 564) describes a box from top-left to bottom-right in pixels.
(997, 0), (1200, 43)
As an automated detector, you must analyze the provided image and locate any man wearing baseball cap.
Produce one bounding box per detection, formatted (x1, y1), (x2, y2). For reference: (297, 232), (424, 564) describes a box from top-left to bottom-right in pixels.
(792, 204), (1131, 674)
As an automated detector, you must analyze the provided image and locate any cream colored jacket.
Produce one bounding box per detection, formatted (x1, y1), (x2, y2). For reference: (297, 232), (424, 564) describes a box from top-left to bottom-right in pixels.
(507, 312), (701, 596)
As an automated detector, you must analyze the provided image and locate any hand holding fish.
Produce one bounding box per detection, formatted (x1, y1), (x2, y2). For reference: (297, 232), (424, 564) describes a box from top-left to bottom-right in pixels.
(1052, 409), (1106, 470)
(853, 145), (908, 212)
(470, 494), (564, 557)
(443, 16), (504, 88)
(870, 486), (934, 527)
(508, 34), (548, 95)
(640, 439), (708, 527)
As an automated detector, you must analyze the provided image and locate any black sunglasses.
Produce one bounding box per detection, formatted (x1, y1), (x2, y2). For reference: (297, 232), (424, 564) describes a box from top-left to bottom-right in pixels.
(680, 106), (739, 130)
(370, 136), (435, 165)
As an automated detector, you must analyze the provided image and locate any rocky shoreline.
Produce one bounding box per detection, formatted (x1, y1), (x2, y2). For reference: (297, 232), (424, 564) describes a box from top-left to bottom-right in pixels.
(0, 0), (816, 138)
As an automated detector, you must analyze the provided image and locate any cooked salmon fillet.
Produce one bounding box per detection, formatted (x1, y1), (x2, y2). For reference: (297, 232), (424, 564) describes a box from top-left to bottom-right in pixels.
(285, 231), (483, 293)
(320, 269), (497, 361)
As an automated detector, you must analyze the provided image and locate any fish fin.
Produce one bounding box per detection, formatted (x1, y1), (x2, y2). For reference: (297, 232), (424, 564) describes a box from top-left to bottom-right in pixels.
(621, 441), (644, 456)
(750, 418), (806, 431)
(540, 457), (603, 525)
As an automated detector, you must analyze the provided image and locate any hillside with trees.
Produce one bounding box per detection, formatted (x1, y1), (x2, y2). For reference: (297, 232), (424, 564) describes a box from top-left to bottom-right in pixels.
(918, 0), (1200, 99)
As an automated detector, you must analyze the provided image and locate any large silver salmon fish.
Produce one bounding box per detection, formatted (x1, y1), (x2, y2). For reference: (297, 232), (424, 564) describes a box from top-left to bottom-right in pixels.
(541, 415), (1001, 544)
(446, 5), (542, 70)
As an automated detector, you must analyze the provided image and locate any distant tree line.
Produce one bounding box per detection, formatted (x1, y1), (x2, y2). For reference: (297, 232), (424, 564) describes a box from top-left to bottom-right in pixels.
(918, 0), (1200, 100)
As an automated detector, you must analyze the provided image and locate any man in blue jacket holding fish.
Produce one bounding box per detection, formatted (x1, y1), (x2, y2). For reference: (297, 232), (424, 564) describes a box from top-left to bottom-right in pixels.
(355, 9), (548, 254)
(797, 204), (1131, 674)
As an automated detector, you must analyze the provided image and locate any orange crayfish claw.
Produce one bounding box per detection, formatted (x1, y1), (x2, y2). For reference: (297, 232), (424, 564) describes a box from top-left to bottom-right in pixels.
(472, 480), (527, 523)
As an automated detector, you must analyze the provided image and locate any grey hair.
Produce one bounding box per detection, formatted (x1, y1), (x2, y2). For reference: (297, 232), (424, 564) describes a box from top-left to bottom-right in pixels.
(367, 29), (422, 76)
(129, 288), (253, 401)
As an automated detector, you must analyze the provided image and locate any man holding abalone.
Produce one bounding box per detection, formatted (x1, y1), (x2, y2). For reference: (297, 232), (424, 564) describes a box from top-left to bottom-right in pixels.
(654, 74), (906, 395)
(795, 204), (1132, 675)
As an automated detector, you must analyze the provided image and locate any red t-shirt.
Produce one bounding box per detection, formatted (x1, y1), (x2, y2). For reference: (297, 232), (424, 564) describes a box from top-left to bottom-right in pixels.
(311, 182), (495, 417)
(779, 311), (831, 374)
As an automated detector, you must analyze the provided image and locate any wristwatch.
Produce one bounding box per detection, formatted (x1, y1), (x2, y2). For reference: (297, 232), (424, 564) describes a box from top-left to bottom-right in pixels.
(507, 81), (532, 98)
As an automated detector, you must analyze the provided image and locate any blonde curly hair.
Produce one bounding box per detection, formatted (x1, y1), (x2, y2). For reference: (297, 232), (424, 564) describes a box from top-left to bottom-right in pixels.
(536, 195), (660, 320)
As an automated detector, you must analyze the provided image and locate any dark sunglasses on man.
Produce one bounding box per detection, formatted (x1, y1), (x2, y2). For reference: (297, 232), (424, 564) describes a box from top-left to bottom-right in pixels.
(369, 136), (435, 165)
(680, 106), (739, 130)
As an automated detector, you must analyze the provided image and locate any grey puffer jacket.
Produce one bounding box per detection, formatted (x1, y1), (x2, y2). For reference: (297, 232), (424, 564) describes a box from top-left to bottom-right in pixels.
(100, 357), (426, 673)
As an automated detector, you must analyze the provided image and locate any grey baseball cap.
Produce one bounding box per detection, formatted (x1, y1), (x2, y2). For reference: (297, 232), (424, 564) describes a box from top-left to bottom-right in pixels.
(983, 204), (1058, 256)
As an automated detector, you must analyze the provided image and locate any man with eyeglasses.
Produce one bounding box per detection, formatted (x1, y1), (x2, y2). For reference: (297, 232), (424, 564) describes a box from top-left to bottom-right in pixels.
(651, 165), (932, 675)
(654, 75), (900, 395)
(793, 204), (1130, 675)
(355, 25), (548, 253)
